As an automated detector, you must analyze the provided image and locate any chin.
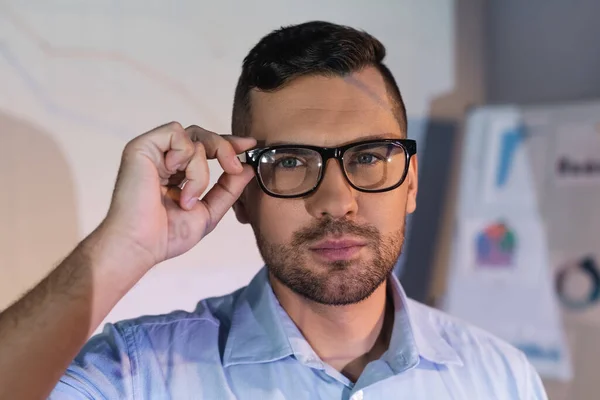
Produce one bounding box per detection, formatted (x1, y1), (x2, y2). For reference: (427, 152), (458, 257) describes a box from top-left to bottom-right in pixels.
(317, 258), (359, 271)
(278, 265), (387, 306)
(307, 284), (382, 306)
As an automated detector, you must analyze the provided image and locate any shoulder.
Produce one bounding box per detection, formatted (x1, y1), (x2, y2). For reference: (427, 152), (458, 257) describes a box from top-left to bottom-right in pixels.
(113, 286), (246, 335)
(53, 288), (248, 398)
(70, 286), (248, 376)
(87, 286), (247, 360)
(408, 298), (525, 362)
(407, 299), (547, 399)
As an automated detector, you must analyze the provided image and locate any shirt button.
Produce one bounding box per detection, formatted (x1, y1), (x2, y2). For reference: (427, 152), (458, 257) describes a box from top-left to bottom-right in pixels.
(351, 390), (364, 400)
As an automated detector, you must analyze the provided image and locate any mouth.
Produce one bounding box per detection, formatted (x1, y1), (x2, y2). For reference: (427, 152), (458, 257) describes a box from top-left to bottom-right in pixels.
(309, 238), (367, 262)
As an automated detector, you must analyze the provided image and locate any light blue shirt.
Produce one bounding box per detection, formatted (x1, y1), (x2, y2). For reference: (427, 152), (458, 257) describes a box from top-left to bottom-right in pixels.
(50, 267), (547, 399)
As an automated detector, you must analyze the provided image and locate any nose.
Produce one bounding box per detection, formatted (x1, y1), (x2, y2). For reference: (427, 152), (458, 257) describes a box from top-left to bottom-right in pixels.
(305, 159), (358, 219)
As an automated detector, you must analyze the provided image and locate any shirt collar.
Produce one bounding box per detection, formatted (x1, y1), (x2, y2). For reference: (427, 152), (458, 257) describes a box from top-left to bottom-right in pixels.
(223, 268), (293, 367)
(386, 273), (463, 369)
(223, 267), (462, 370)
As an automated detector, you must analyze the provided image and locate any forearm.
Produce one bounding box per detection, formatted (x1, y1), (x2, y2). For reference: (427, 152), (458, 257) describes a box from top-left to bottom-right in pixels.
(0, 225), (150, 400)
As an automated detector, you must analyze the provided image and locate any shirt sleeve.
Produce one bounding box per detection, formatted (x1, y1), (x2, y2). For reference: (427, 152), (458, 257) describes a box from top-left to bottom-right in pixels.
(49, 323), (135, 399)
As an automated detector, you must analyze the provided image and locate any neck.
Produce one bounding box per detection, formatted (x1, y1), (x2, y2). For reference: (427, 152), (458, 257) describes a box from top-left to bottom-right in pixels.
(270, 274), (394, 382)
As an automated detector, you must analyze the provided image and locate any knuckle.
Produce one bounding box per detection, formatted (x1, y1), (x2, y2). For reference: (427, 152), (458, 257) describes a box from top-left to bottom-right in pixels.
(166, 121), (184, 132)
(185, 124), (202, 131)
(185, 125), (209, 141)
(122, 139), (140, 157)
(175, 130), (195, 151)
(205, 130), (221, 144)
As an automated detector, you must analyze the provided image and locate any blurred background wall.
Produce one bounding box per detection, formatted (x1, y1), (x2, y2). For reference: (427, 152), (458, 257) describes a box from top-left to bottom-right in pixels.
(486, 0), (600, 104)
(1, 1), (599, 399)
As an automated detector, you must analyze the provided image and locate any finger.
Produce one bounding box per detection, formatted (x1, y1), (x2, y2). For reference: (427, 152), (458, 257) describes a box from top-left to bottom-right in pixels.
(222, 136), (257, 167)
(222, 135), (257, 153)
(180, 143), (210, 210)
(127, 122), (195, 176)
(186, 125), (255, 175)
(141, 121), (190, 153)
(187, 125), (242, 174)
(199, 164), (255, 234)
(163, 131), (196, 174)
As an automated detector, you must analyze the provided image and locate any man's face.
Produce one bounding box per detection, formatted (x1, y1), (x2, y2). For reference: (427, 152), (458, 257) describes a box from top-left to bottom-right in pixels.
(236, 67), (418, 305)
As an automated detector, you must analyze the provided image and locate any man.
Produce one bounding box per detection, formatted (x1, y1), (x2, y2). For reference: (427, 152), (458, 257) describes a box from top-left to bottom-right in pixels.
(0, 21), (547, 399)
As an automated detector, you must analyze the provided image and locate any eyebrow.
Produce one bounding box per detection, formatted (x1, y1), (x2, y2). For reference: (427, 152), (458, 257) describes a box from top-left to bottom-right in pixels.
(261, 133), (401, 147)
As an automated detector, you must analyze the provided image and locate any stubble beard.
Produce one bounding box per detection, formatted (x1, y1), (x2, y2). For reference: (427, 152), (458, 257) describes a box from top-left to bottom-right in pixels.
(255, 217), (405, 306)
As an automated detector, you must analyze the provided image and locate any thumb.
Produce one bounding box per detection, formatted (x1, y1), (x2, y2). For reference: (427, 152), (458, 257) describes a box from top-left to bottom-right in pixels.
(197, 164), (255, 235)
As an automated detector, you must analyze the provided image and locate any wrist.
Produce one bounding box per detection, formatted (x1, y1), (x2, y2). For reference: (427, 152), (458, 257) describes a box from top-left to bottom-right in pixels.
(83, 223), (156, 296)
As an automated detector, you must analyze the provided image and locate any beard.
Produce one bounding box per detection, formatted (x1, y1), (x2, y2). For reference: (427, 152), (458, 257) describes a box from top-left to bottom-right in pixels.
(255, 217), (405, 306)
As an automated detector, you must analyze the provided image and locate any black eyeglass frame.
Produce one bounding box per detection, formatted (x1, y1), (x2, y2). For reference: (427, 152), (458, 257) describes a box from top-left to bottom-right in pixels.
(244, 138), (417, 199)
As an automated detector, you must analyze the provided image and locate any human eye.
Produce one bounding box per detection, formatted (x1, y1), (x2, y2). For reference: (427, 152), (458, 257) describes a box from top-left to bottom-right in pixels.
(274, 156), (306, 169)
(350, 151), (384, 166)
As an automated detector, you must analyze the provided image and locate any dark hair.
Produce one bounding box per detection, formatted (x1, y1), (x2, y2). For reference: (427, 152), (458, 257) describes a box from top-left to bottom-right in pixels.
(231, 21), (407, 137)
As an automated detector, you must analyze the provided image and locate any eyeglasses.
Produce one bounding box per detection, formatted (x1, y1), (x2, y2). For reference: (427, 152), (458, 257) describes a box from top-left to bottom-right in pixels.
(243, 138), (417, 198)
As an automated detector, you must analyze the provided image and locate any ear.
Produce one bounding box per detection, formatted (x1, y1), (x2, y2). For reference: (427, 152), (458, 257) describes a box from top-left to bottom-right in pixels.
(405, 154), (418, 214)
(233, 196), (250, 224)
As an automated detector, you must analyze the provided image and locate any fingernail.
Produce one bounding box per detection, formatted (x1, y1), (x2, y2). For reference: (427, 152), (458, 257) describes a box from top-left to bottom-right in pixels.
(234, 157), (243, 170)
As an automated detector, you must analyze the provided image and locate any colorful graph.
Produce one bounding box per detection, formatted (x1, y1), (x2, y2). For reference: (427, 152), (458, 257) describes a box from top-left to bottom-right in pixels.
(475, 222), (517, 266)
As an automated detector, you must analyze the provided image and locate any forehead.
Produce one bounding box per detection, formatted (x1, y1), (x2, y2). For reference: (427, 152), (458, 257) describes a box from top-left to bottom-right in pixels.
(249, 67), (403, 146)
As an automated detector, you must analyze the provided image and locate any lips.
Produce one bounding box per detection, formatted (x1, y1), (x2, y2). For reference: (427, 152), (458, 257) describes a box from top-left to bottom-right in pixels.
(309, 238), (367, 262)
(310, 239), (367, 250)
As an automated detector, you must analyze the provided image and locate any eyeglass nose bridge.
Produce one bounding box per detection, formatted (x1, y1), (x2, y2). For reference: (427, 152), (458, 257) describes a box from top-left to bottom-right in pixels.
(319, 146), (345, 166)
(311, 146), (356, 192)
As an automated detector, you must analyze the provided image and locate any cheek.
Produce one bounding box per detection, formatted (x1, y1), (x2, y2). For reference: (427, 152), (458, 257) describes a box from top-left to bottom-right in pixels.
(254, 195), (308, 244)
(357, 190), (408, 233)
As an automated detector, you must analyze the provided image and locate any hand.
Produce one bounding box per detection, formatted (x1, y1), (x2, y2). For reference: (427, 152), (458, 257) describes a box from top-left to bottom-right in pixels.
(101, 122), (256, 270)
